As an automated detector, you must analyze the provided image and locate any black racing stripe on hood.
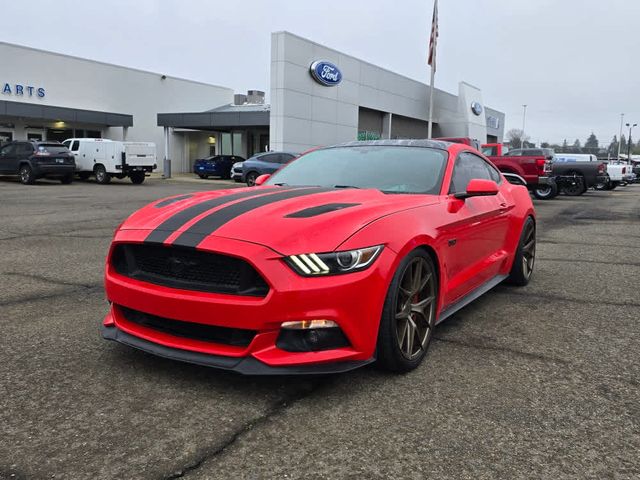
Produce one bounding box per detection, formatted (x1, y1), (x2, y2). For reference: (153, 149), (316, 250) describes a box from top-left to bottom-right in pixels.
(154, 194), (194, 208)
(172, 187), (332, 248)
(145, 189), (277, 244)
(284, 203), (360, 218)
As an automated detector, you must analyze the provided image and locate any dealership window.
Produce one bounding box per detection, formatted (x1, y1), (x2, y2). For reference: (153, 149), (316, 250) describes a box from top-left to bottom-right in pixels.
(86, 130), (101, 138)
(259, 134), (269, 152)
(220, 132), (243, 155)
(0, 131), (12, 145)
(233, 133), (242, 155)
(220, 133), (232, 155)
(357, 131), (381, 141)
(27, 132), (43, 141)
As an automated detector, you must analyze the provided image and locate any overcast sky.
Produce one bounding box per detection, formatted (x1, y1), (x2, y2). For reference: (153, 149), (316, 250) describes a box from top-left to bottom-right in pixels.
(2, 0), (639, 146)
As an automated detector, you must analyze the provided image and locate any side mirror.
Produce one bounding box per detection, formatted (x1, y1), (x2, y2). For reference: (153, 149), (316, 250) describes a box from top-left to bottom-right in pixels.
(454, 179), (499, 199)
(255, 174), (270, 186)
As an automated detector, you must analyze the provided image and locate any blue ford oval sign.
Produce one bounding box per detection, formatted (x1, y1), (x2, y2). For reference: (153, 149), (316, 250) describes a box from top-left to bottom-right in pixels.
(310, 61), (342, 87)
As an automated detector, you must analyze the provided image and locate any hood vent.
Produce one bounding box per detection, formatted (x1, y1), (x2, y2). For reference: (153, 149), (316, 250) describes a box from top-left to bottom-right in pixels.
(285, 203), (360, 218)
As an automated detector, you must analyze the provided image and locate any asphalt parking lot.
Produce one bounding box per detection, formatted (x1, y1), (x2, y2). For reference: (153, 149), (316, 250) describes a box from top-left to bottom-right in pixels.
(1, 176), (639, 480)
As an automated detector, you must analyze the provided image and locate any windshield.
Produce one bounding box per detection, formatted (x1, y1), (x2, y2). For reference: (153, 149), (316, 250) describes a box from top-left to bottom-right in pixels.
(265, 146), (448, 194)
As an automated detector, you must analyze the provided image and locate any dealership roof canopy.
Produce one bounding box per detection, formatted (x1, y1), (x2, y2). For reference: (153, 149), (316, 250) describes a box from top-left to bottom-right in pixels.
(157, 103), (270, 131)
(0, 100), (133, 127)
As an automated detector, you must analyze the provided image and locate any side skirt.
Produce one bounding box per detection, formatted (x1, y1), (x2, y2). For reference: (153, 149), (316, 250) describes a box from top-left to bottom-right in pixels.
(436, 274), (508, 324)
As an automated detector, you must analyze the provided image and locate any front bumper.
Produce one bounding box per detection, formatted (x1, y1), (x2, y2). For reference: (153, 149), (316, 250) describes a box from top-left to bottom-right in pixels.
(103, 233), (393, 373)
(102, 324), (373, 375)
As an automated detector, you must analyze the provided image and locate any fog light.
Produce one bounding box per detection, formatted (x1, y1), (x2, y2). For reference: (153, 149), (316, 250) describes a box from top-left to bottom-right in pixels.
(281, 319), (338, 329)
(276, 320), (350, 352)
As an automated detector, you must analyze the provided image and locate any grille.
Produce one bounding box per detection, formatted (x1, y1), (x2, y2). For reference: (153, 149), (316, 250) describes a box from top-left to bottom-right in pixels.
(119, 306), (256, 347)
(111, 243), (269, 297)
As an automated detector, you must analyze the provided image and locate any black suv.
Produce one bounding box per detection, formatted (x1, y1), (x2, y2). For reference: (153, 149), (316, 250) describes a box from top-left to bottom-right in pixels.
(0, 141), (75, 185)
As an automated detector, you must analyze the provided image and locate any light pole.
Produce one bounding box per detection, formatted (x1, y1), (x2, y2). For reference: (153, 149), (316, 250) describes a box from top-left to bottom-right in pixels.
(521, 104), (527, 148)
(626, 122), (637, 163)
(617, 113), (624, 160)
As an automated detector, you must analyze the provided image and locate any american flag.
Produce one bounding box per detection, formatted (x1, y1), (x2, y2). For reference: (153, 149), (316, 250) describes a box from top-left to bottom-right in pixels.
(428, 0), (439, 71)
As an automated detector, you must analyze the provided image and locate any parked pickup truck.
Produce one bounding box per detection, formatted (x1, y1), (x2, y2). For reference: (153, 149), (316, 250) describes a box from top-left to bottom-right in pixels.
(481, 144), (557, 199)
(595, 162), (631, 190)
(552, 155), (608, 196)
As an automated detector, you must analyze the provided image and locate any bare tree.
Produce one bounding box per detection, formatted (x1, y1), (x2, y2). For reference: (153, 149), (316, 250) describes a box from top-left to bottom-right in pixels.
(506, 128), (530, 149)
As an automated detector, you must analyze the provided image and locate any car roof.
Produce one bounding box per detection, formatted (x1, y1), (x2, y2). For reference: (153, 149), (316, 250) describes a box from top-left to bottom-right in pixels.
(327, 139), (452, 150)
(251, 151), (297, 158)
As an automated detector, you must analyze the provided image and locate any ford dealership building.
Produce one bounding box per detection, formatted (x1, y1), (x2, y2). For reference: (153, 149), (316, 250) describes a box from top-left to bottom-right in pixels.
(0, 31), (504, 174)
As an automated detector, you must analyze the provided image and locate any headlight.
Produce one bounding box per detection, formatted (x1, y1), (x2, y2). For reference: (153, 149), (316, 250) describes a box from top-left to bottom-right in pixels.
(285, 245), (383, 276)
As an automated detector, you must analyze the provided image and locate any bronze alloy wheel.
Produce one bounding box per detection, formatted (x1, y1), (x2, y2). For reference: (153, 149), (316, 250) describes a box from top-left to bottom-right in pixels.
(521, 220), (536, 279)
(394, 256), (436, 360)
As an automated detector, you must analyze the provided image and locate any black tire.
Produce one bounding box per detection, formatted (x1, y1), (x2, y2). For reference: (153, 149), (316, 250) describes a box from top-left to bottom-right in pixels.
(222, 170), (231, 180)
(562, 174), (585, 196)
(376, 249), (438, 373)
(507, 217), (536, 287)
(60, 174), (73, 184)
(606, 182), (619, 191)
(581, 180), (589, 194)
(198, 174), (207, 179)
(130, 171), (145, 184)
(246, 171), (259, 187)
(95, 165), (111, 185)
(19, 164), (35, 185)
(532, 183), (558, 200)
(78, 172), (91, 181)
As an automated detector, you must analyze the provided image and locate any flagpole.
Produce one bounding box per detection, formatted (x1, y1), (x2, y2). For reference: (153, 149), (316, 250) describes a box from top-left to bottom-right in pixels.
(427, 0), (438, 139)
(427, 63), (435, 139)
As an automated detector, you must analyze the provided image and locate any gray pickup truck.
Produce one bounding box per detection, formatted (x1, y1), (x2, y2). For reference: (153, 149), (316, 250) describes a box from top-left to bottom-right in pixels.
(551, 154), (608, 196)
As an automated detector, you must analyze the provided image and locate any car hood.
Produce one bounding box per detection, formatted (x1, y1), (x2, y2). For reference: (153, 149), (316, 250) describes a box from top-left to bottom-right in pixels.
(120, 186), (439, 254)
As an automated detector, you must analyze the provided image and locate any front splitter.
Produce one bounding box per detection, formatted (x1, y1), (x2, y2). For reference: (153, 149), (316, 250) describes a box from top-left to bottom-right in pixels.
(101, 325), (374, 375)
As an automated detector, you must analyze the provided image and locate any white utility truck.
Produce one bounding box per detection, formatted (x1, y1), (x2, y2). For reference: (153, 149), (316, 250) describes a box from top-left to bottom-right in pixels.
(62, 138), (157, 184)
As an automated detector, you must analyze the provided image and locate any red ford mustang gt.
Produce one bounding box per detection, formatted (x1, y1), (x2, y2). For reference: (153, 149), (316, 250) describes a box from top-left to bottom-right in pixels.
(102, 140), (536, 374)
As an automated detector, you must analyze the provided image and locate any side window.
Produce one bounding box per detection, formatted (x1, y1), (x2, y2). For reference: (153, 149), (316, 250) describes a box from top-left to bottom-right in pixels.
(262, 154), (278, 164)
(0, 144), (14, 155)
(449, 152), (499, 194)
(70, 141), (80, 152)
(279, 154), (295, 164)
(18, 143), (33, 155)
(481, 146), (496, 156)
(509, 150), (521, 156)
(485, 160), (502, 183)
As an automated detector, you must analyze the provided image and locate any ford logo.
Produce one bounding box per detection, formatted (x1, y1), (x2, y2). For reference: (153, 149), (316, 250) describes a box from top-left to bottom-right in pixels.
(310, 61), (342, 87)
(471, 101), (483, 116)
